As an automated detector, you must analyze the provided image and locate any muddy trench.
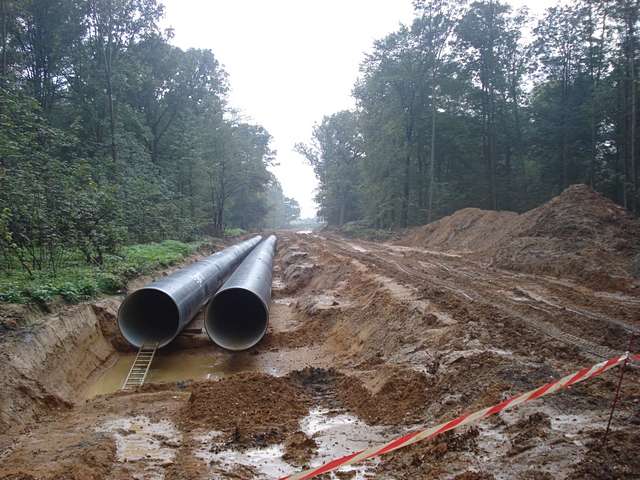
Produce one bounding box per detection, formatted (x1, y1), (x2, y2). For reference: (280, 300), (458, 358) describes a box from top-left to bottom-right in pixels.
(1, 232), (639, 480)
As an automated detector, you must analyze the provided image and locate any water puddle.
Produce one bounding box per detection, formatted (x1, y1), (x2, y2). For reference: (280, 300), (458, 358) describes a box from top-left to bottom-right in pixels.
(194, 408), (389, 479)
(472, 405), (608, 479)
(195, 431), (292, 478)
(97, 416), (181, 480)
(301, 407), (389, 479)
(84, 346), (327, 398)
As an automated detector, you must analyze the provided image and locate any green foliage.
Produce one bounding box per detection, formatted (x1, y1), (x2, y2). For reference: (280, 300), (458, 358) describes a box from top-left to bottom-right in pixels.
(223, 228), (247, 237)
(0, 240), (197, 305)
(0, 0), (292, 294)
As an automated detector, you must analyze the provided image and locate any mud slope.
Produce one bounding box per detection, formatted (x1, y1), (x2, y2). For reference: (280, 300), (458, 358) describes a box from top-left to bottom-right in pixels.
(403, 184), (640, 289)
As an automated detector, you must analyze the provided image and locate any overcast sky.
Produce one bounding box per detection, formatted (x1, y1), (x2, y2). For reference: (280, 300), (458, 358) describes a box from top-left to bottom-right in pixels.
(162, 0), (557, 218)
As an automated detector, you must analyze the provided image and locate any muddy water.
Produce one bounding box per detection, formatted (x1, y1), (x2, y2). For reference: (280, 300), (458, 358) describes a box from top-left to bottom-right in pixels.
(83, 345), (326, 398)
(192, 408), (393, 479)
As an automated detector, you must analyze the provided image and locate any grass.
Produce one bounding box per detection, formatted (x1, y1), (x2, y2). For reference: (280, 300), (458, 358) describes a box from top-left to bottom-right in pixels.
(0, 240), (200, 305)
(223, 227), (247, 237)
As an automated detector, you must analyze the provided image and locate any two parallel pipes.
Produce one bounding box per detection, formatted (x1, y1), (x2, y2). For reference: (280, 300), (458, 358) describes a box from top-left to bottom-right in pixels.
(117, 235), (277, 351)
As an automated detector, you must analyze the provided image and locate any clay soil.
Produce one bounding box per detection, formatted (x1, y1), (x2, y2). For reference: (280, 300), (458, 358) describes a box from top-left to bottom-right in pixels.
(1, 188), (640, 479)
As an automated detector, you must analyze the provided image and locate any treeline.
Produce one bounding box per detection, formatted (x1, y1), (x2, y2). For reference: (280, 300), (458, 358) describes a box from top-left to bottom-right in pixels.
(0, 0), (298, 274)
(297, 0), (640, 228)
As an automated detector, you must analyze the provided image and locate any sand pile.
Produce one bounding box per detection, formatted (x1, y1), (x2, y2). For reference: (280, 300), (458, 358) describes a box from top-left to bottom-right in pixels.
(492, 185), (640, 289)
(402, 185), (640, 290)
(403, 208), (519, 253)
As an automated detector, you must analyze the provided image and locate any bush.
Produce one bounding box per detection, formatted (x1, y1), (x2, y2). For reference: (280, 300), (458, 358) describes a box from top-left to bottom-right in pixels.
(0, 239), (198, 305)
(224, 227), (247, 237)
(96, 273), (125, 293)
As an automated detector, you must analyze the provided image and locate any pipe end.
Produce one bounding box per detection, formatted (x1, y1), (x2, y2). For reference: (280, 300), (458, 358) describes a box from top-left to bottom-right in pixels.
(205, 287), (268, 351)
(117, 288), (180, 348)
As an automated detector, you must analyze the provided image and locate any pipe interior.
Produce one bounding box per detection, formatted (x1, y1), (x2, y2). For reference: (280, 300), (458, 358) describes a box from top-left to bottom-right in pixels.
(118, 289), (180, 348)
(206, 288), (268, 351)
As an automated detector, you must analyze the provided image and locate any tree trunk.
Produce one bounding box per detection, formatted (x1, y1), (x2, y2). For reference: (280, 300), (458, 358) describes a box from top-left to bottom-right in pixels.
(0, 0), (7, 80)
(101, 1), (117, 170)
(630, 9), (637, 213)
(339, 200), (345, 227)
(427, 83), (437, 223)
(401, 151), (410, 228)
(560, 63), (569, 190)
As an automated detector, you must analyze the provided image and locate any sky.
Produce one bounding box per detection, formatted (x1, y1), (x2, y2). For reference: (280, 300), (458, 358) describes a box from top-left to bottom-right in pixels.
(162, 0), (557, 218)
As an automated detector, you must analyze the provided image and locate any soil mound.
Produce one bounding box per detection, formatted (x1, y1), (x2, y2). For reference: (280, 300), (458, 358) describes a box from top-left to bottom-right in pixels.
(181, 373), (311, 446)
(336, 368), (430, 425)
(492, 185), (640, 289)
(402, 208), (519, 253)
(402, 185), (640, 289)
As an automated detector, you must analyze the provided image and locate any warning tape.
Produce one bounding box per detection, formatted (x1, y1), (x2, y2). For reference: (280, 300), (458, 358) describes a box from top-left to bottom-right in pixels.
(281, 352), (639, 480)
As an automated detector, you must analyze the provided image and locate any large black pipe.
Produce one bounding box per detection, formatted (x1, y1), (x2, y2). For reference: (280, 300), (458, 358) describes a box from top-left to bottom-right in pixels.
(205, 235), (277, 351)
(117, 236), (262, 348)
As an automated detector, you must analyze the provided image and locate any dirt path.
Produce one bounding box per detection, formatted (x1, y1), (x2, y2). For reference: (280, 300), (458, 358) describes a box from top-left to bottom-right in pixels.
(1, 232), (639, 479)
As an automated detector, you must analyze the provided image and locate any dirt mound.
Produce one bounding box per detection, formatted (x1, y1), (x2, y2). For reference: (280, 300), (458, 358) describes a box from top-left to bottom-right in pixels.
(336, 368), (430, 425)
(403, 208), (518, 253)
(402, 185), (640, 289)
(282, 431), (318, 466)
(493, 185), (640, 289)
(181, 373), (311, 446)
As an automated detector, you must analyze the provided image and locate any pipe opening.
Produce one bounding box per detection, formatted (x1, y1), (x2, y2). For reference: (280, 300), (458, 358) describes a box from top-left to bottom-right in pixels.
(117, 289), (180, 348)
(205, 288), (268, 351)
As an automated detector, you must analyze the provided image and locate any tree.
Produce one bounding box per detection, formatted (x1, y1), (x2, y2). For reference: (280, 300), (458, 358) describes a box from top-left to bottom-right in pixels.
(413, 0), (464, 222)
(296, 111), (362, 226)
(86, 0), (163, 168)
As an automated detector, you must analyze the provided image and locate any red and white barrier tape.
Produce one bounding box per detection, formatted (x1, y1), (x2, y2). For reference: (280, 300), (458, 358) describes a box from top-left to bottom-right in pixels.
(282, 352), (639, 480)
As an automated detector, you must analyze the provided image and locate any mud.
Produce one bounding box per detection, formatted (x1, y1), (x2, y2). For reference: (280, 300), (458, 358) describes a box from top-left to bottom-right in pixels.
(1, 222), (639, 479)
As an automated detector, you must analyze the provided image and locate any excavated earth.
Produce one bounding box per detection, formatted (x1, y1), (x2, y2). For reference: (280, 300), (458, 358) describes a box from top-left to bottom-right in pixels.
(1, 189), (640, 479)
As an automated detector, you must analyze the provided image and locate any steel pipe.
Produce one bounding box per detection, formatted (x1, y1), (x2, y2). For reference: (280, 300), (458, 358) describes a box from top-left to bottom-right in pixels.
(117, 236), (262, 348)
(205, 235), (277, 351)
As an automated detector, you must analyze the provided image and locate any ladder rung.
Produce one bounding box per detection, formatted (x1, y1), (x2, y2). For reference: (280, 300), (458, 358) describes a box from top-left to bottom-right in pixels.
(121, 343), (158, 391)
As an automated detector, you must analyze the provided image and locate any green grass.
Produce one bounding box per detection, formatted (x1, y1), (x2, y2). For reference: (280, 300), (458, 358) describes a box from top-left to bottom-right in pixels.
(223, 227), (247, 237)
(0, 240), (200, 304)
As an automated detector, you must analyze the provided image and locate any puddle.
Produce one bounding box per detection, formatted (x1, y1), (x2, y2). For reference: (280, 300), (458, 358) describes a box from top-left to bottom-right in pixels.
(195, 431), (292, 478)
(97, 416), (181, 480)
(85, 346), (327, 398)
(471, 405), (609, 479)
(193, 408), (389, 479)
(301, 407), (390, 479)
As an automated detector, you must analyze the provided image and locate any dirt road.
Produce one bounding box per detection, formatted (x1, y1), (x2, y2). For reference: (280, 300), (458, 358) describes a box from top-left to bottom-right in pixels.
(1, 231), (639, 479)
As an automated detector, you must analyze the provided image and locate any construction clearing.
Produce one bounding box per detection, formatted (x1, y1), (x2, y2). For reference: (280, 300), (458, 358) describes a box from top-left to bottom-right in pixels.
(1, 185), (639, 479)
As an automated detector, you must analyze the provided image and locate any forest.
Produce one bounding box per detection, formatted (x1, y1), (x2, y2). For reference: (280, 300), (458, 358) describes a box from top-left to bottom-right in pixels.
(0, 0), (299, 282)
(297, 0), (640, 228)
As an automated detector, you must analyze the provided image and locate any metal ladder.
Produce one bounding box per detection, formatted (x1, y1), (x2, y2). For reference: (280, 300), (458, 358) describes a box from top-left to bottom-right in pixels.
(121, 344), (158, 390)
